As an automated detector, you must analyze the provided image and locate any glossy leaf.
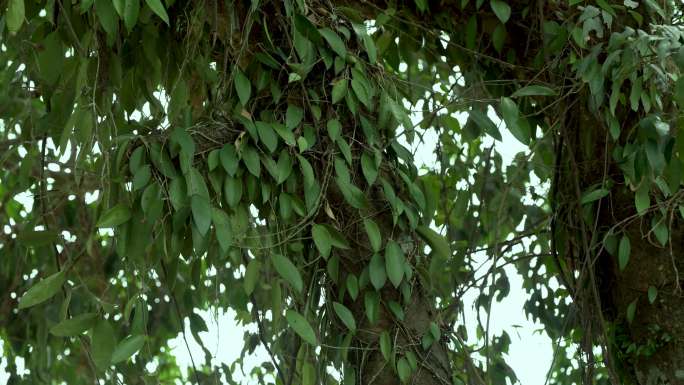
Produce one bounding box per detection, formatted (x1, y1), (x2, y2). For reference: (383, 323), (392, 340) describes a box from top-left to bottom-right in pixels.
(312, 224), (332, 259)
(380, 331), (391, 361)
(397, 357), (411, 383)
(191, 195), (211, 235)
(364, 219), (382, 253)
(123, 0), (140, 31)
(415, 226), (450, 261)
(235, 69), (251, 106)
(332, 79), (348, 104)
(97, 204), (132, 228)
(244, 259), (261, 295)
(286, 310), (317, 345)
(50, 313), (97, 337)
(369, 253), (387, 290)
(618, 235), (630, 271)
(286, 105), (304, 130)
(91, 320), (116, 370)
(648, 286), (658, 304)
(111, 335), (145, 364)
(385, 241), (405, 288)
(145, 0), (169, 24)
(18, 271), (66, 309)
(6, 0), (25, 33)
(272, 254), (303, 293)
(511, 85), (556, 97)
(319, 28), (347, 58)
(490, 0), (511, 23)
(333, 302), (356, 332)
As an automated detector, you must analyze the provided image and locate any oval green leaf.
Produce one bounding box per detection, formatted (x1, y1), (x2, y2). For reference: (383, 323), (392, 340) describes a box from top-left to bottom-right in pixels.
(272, 254), (303, 293)
(332, 302), (356, 332)
(285, 309), (317, 345)
(96, 204), (132, 228)
(385, 241), (405, 288)
(50, 313), (97, 337)
(144, 0), (169, 24)
(18, 271), (66, 309)
(111, 335), (145, 364)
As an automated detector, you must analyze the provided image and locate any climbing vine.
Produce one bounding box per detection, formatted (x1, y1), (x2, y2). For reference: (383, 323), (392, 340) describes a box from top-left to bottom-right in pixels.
(0, 0), (682, 384)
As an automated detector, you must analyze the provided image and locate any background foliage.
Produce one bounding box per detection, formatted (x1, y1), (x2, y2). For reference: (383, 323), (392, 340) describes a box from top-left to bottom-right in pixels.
(0, 0), (682, 384)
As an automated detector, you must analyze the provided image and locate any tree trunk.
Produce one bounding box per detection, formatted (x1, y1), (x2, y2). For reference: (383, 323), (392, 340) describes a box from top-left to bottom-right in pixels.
(558, 94), (684, 385)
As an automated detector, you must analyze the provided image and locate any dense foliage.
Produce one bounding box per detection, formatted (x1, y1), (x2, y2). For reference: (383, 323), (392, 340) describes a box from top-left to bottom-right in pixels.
(0, 0), (682, 384)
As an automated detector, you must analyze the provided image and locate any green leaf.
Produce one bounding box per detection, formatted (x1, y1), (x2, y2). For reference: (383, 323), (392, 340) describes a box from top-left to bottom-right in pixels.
(286, 310), (317, 345)
(6, 0), (25, 33)
(346, 274), (358, 300)
(492, 23), (506, 53)
(319, 28), (347, 59)
(626, 298), (637, 323)
(95, 0), (119, 36)
(332, 302), (356, 332)
(369, 253), (387, 290)
(385, 241), (405, 288)
(388, 301), (405, 320)
(468, 110), (501, 141)
(490, 0), (511, 23)
(123, 0), (140, 32)
(580, 188), (609, 205)
(297, 155), (315, 188)
(91, 320), (116, 370)
(50, 313), (97, 337)
(327, 119), (342, 142)
(132, 165), (151, 190)
(273, 123), (296, 146)
(652, 219), (668, 246)
(379, 331), (391, 361)
(241, 145), (261, 177)
(312, 224), (332, 259)
(18, 271), (66, 309)
(397, 357), (411, 383)
(224, 176), (243, 208)
(186, 167), (209, 198)
(36, 32), (63, 86)
(211, 208), (233, 253)
(286, 105), (304, 130)
(500, 97), (531, 145)
(635, 184), (650, 215)
(256, 122), (278, 153)
(332, 79), (348, 104)
(511, 85), (557, 97)
(415, 226), (451, 261)
(275, 150), (293, 184)
(97, 204), (132, 227)
(618, 235), (630, 271)
(17, 230), (59, 247)
(364, 219), (382, 253)
(235, 69), (251, 106)
(294, 14), (322, 44)
(648, 286), (658, 304)
(272, 254), (303, 293)
(364, 291), (379, 323)
(244, 259), (260, 295)
(361, 152), (378, 185)
(351, 78), (371, 108)
(145, 0), (169, 25)
(111, 335), (145, 364)
(220, 144), (239, 176)
(113, 0), (124, 16)
(191, 195), (211, 235)
(335, 176), (368, 209)
(189, 312), (208, 333)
